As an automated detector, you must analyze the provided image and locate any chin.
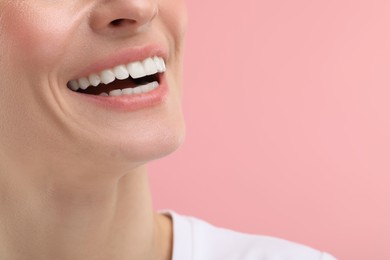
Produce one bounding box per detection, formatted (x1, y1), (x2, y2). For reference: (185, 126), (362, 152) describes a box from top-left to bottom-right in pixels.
(86, 106), (186, 167)
(119, 119), (186, 164)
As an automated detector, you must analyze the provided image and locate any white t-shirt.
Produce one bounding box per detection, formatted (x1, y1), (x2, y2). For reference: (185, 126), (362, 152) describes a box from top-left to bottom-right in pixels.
(159, 210), (337, 260)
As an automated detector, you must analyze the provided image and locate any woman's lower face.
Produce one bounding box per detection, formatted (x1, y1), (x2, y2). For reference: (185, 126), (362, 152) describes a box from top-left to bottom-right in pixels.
(0, 0), (187, 172)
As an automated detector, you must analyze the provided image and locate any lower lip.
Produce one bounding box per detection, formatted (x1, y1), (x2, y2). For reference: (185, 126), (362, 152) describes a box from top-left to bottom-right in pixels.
(69, 75), (169, 112)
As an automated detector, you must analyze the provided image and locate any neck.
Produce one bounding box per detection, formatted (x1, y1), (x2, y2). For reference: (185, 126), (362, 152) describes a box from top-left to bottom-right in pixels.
(0, 164), (172, 260)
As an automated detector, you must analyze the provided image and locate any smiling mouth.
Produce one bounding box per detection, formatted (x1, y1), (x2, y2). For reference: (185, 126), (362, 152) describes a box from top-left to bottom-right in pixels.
(67, 56), (165, 96)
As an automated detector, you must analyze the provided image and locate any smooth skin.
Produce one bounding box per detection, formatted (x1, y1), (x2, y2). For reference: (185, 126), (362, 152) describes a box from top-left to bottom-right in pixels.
(0, 0), (187, 259)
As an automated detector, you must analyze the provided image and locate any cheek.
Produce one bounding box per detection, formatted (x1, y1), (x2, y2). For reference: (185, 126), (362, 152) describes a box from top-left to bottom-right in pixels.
(160, 0), (188, 42)
(159, 0), (187, 87)
(1, 3), (74, 69)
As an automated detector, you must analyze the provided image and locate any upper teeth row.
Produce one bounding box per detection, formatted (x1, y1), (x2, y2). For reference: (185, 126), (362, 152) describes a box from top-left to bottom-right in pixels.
(67, 56), (166, 91)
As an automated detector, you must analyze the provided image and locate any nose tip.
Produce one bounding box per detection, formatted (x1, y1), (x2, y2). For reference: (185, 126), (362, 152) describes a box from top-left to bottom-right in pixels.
(90, 0), (158, 35)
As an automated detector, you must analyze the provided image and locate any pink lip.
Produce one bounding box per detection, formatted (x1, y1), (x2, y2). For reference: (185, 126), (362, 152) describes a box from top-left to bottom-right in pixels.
(69, 73), (169, 112)
(73, 44), (168, 79)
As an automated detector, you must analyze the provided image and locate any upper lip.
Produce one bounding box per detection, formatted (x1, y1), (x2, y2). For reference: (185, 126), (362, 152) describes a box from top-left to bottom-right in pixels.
(70, 44), (168, 81)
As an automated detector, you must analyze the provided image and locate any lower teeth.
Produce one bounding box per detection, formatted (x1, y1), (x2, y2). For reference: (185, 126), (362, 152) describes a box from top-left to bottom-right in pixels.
(100, 81), (159, 97)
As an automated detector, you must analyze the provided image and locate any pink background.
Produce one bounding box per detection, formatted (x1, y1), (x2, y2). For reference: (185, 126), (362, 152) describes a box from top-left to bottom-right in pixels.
(150, 1), (390, 259)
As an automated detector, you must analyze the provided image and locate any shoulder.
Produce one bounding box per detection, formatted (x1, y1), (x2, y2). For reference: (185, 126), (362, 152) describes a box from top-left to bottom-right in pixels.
(162, 210), (337, 260)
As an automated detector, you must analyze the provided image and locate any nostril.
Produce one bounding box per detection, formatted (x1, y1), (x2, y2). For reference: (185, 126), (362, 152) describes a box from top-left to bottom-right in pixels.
(110, 19), (123, 26)
(110, 19), (135, 27)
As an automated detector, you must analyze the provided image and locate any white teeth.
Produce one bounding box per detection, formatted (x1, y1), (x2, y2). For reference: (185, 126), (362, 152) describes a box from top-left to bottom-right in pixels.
(132, 86), (143, 94)
(78, 77), (90, 90)
(161, 59), (166, 71)
(140, 81), (158, 93)
(153, 57), (165, 73)
(113, 65), (129, 80)
(103, 81), (159, 97)
(143, 58), (158, 75)
(133, 81), (158, 94)
(100, 69), (115, 84)
(122, 87), (134, 95)
(89, 74), (101, 87)
(68, 80), (80, 91)
(68, 56), (166, 92)
(150, 81), (159, 89)
(141, 84), (151, 93)
(108, 89), (122, 96)
(127, 61), (146, 79)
